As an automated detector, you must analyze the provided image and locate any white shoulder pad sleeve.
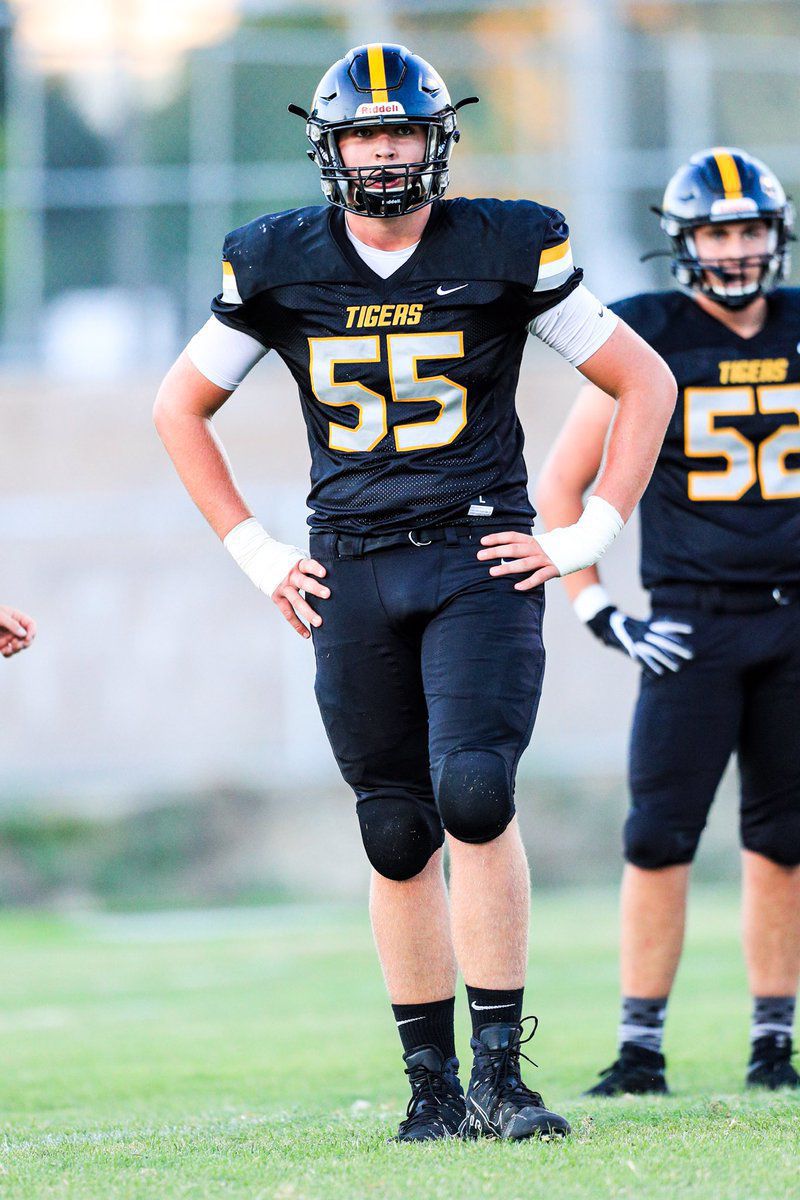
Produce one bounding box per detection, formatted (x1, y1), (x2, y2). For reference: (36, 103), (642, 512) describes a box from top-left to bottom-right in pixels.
(186, 317), (268, 391)
(529, 284), (618, 367)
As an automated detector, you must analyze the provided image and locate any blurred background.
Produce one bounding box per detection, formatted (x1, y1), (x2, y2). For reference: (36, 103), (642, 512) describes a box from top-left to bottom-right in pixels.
(0, 0), (797, 907)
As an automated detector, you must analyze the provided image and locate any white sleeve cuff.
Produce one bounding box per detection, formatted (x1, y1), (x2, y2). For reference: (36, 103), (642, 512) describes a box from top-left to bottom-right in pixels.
(573, 584), (613, 623)
(186, 317), (268, 391)
(529, 284), (618, 367)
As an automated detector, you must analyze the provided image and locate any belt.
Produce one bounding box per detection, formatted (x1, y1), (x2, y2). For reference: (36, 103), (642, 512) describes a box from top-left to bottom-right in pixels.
(309, 524), (530, 559)
(651, 582), (800, 615)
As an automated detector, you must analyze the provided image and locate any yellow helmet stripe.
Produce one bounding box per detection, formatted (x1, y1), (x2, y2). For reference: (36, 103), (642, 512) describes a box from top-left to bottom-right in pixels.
(713, 150), (743, 200)
(367, 43), (389, 104)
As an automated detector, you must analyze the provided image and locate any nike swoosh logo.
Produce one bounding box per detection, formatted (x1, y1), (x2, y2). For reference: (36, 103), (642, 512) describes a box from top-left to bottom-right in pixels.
(437, 283), (468, 296)
(396, 1016), (425, 1026)
(470, 1001), (516, 1011)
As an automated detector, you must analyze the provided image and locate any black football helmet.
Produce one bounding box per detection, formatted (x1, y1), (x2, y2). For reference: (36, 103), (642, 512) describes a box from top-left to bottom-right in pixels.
(651, 147), (794, 309)
(290, 44), (477, 218)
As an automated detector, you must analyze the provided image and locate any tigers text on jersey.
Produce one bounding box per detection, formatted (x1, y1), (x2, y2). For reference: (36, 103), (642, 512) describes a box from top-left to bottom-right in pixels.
(210, 197), (582, 535)
(610, 289), (800, 588)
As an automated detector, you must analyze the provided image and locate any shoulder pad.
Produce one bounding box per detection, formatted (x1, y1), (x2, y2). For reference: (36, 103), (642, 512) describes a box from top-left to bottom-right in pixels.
(609, 291), (681, 343)
(772, 287), (800, 317)
(221, 205), (332, 301)
(436, 198), (571, 288)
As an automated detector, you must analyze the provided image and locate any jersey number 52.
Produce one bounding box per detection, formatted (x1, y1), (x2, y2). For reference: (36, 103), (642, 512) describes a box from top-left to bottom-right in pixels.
(684, 385), (800, 501)
(308, 333), (466, 453)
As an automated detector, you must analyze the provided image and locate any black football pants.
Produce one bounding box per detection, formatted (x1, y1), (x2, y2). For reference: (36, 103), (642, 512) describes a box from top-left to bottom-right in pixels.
(626, 591), (800, 869)
(308, 526), (545, 879)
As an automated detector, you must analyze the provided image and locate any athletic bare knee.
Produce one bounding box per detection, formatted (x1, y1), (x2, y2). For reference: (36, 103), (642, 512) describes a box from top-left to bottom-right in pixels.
(435, 748), (514, 844)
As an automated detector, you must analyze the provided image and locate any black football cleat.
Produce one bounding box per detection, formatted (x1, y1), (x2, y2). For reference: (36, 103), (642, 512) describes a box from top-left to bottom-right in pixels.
(583, 1042), (669, 1097)
(746, 1034), (800, 1090)
(395, 1046), (466, 1142)
(461, 1017), (571, 1140)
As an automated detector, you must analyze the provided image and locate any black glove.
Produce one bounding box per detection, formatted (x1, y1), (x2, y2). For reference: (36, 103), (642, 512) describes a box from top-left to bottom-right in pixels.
(587, 606), (694, 677)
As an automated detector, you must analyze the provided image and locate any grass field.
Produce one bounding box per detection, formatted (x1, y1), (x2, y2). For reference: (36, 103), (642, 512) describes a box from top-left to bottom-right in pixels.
(0, 887), (796, 1199)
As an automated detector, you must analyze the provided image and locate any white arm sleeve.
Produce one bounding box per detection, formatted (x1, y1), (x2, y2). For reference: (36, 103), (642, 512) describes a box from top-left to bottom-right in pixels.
(186, 317), (268, 391)
(529, 284), (619, 367)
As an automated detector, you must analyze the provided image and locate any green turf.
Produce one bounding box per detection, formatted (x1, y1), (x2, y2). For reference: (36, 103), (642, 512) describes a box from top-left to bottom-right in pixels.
(0, 888), (796, 1199)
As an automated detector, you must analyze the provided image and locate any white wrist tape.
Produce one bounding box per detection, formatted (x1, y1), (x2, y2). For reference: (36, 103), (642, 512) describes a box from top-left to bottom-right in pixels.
(536, 496), (624, 577)
(573, 583), (613, 623)
(223, 518), (307, 598)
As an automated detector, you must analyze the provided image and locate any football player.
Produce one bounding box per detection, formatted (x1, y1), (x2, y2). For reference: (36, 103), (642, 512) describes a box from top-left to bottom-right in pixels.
(0, 606), (36, 658)
(536, 147), (800, 1094)
(154, 44), (675, 1139)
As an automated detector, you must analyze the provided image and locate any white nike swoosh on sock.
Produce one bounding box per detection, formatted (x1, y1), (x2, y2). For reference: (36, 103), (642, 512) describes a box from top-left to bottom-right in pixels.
(470, 1001), (516, 1011)
(396, 1016), (426, 1026)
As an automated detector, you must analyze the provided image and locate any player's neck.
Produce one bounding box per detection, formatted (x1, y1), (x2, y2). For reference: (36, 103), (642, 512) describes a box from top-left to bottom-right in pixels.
(691, 290), (768, 340)
(345, 205), (432, 252)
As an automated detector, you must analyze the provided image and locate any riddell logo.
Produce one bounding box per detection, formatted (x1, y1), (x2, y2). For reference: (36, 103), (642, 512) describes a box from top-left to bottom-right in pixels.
(355, 102), (406, 118)
(709, 197), (758, 218)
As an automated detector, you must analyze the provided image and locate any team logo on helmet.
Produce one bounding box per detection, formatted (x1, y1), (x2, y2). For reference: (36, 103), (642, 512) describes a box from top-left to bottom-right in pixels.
(289, 43), (478, 218)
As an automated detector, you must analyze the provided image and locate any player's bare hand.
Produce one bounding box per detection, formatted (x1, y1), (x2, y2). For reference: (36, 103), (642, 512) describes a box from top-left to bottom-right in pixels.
(271, 559), (329, 639)
(0, 607), (37, 658)
(477, 531), (560, 590)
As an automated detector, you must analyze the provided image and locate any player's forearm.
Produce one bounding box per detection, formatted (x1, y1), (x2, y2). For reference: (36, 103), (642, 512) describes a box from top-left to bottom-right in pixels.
(592, 378), (675, 522)
(154, 401), (251, 540)
(154, 359), (309, 603)
(535, 465), (601, 602)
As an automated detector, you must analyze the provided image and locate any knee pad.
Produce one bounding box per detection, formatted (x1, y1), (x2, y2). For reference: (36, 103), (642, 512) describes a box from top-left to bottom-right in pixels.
(357, 794), (443, 881)
(742, 811), (800, 867)
(624, 809), (700, 869)
(435, 748), (514, 845)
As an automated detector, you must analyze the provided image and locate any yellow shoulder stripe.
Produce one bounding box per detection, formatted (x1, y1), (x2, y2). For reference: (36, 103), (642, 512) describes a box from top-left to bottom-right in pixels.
(222, 260), (234, 277)
(713, 151), (743, 200)
(367, 44), (389, 104)
(540, 237), (571, 266)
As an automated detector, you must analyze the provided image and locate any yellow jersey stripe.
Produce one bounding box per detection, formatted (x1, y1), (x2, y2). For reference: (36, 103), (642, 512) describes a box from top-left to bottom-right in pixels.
(540, 238), (571, 266)
(714, 151), (743, 200)
(367, 43), (389, 104)
(221, 259), (242, 304)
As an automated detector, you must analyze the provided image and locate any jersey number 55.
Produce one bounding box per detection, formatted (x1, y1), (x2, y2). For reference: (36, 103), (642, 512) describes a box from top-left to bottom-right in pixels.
(309, 332), (467, 454)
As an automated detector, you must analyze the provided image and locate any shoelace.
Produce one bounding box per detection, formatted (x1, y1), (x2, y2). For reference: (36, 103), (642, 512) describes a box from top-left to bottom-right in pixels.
(477, 1015), (545, 1107)
(399, 1063), (449, 1131)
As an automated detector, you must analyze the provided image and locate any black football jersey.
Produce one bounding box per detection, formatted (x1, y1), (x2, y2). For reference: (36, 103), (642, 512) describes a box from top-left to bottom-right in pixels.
(211, 197), (581, 534)
(610, 289), (800, 588)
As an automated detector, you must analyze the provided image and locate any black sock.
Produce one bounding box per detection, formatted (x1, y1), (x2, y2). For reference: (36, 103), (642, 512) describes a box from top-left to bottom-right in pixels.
(465, 984), (524, 1036)
(618, 995), (668, 1054)
(391, 997), (456, 1060)
(750, 995), (795, 1049)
